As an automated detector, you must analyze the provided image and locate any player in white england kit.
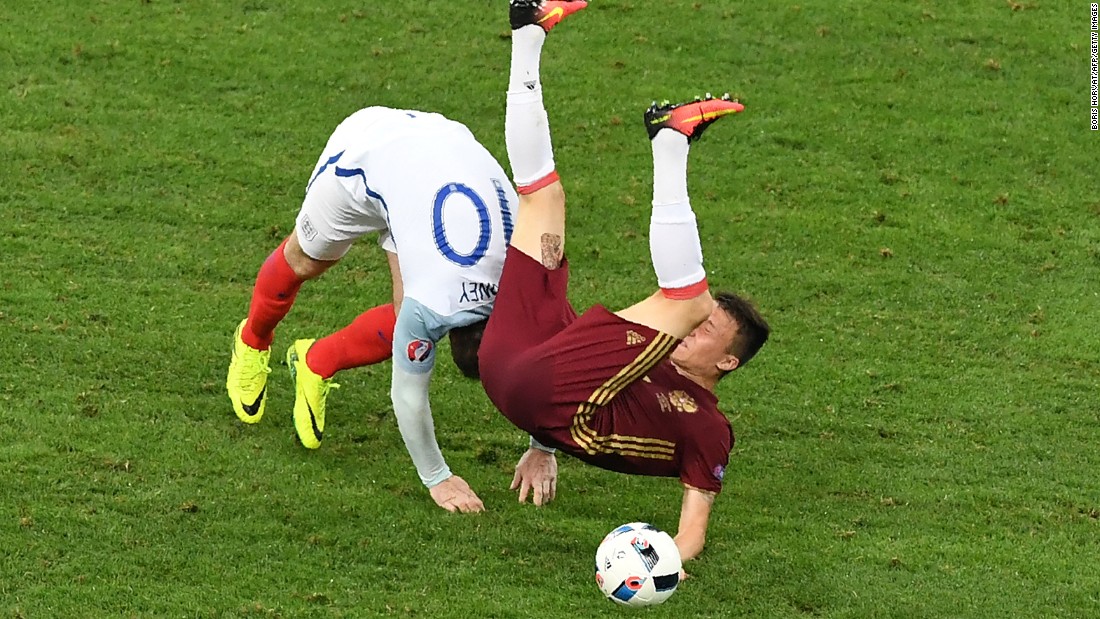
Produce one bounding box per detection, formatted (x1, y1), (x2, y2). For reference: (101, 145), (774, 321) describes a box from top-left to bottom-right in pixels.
(226, 106), (518, 513)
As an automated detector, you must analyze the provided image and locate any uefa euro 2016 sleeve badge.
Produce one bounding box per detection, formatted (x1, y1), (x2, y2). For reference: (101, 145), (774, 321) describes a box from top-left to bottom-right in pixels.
(406, 339), (433, 363)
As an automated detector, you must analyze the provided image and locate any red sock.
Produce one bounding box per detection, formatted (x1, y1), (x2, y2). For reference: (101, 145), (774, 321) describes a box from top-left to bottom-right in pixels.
(517, 170), (560, 195)
(242, 239), (304, 350)
(306, 304), (397, 379)
(661, 278), (710, 300)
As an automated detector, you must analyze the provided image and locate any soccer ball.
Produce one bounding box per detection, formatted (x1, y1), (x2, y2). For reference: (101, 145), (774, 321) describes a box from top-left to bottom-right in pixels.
(594, 522), (682, 607)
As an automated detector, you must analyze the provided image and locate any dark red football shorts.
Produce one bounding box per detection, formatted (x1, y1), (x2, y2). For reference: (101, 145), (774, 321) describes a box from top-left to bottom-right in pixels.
(479, 247), (672, 441)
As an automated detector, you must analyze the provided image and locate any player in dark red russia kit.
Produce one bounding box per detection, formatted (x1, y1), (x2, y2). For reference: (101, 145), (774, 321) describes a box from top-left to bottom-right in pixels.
(479, 0), (770, 563)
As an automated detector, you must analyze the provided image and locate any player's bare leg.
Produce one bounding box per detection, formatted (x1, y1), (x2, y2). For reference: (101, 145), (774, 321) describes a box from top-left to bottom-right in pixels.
(281, 231), (339, 279)
(615, 95), (746, 339)
(511, 185), (566, 269)
(505, 0), (586, 269)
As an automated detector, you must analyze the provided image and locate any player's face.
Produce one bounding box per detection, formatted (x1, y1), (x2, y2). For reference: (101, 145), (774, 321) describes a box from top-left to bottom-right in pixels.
(670, 305), (740, 376)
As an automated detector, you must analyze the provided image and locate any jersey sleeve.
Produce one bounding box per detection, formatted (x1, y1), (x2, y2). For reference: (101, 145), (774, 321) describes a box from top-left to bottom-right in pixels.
(389, 300), (492, 487)
(679, 417), (733, 494)
(390, 300), (450, 487)
(392, 300), (447, 375)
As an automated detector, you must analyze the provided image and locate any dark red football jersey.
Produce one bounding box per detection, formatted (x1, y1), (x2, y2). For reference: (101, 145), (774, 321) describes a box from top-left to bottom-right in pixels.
(480, 249), (733, 494)
(570, 354), (733, 493)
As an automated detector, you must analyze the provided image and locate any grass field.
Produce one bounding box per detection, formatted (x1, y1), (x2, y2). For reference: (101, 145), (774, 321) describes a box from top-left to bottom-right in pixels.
(3, 1), (1098, 617)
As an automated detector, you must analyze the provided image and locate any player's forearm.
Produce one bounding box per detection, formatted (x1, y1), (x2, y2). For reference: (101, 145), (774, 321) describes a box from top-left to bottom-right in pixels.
(676, 487), (714, 562)
(390, 371), (451, 487)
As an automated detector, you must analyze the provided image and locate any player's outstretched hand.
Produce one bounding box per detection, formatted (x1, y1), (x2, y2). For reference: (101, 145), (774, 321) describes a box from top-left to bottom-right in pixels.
(430, 475), (485, 513)
(510, 447), (558, 506)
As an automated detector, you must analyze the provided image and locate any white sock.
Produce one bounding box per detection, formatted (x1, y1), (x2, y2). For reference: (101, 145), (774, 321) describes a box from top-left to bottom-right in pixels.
(508, 26), (546, 92)
(506, 26), (556, 188)
(650, 203), (706, 291)
(651, 130), (689, 205)
(650, 131), (705, 291)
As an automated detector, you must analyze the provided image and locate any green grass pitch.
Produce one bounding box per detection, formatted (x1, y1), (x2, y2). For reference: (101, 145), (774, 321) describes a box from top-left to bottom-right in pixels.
(2, 1), (1097, 617)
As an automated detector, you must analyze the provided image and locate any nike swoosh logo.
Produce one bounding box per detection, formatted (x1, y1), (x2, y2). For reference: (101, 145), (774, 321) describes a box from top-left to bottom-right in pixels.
(307, 400), (323, 442)
(537, 6), (564, 24)
(241, 386), (265, 417)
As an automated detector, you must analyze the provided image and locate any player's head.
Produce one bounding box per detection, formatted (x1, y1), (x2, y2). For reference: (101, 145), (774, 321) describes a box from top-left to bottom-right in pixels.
(670, 292), (769, 382)
(449, 319), (487, 379)
(714, 292), (769, 376)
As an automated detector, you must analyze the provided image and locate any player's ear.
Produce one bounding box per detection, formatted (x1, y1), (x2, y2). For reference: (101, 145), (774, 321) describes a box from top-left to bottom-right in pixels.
(717, 354), (739, 373)
(448, 320), (486, 379)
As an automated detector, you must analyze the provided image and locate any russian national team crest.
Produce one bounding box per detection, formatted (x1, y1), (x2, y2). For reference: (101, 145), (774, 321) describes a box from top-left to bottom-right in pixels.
(407, 339), (433, 363)
(668, 390), (698, 413)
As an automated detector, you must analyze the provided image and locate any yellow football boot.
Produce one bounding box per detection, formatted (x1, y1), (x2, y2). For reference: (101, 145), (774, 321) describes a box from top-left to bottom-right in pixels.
(287, 339), (339, 449)
(226, 319), (271, 423)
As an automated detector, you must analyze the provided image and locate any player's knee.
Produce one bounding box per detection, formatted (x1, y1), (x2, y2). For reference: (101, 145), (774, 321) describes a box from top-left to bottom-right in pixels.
(287, 254), (332, 281)
(283, 237), (336, 280)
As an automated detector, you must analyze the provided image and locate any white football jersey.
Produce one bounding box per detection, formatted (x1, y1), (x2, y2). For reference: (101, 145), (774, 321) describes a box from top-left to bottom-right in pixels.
(295, 106), (518, 317)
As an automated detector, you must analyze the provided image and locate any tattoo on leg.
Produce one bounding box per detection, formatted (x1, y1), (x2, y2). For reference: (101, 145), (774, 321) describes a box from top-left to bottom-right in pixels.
(540, 233), (563, 269)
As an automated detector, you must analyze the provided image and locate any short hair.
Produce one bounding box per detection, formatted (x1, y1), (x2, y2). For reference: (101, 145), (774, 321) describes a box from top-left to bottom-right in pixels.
(715, 292), (770, 376)
(448, 319), (487, 379)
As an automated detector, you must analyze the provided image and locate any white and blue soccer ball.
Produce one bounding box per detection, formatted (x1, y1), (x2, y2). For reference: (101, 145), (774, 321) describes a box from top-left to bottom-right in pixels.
(594, 522), (682, 607)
